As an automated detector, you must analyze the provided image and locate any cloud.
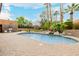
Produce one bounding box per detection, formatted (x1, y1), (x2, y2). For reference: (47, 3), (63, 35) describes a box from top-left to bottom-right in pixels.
(3, 3), (11, 11)
(0, 12), (11, 20)
(10, 3), (43, 9)
(1, 3), (71, 21)
(1, 3), (13, 20)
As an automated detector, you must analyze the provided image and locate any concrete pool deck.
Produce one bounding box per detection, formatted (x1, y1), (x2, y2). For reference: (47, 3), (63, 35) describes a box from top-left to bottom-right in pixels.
(0, 32), (79, 56)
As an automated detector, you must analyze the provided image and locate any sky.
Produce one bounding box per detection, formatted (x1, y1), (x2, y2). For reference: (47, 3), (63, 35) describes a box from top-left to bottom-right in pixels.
(0, 3), (79, 24)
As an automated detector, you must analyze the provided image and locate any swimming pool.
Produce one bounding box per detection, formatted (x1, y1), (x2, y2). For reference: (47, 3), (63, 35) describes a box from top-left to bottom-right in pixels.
(20, 32), (78, 45)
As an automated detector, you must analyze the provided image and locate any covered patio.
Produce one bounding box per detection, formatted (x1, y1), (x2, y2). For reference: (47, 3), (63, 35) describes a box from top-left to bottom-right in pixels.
(0, 19), (18, 32)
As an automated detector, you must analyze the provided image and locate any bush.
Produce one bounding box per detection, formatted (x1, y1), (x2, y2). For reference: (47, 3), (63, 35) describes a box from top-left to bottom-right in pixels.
(41, 20), (50, 30)
(64, 21), (73, 29)
(51, 23), (57, 32)
(55, 23), (65, 33)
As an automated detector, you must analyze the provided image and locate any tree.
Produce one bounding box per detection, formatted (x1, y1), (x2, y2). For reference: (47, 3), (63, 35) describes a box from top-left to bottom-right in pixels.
(40, 20), (50, 30)
(16, 16), (27, 28)
(49, 3), (52, 24)
(44, 3), (49, 20)
(0, 3), (2, 13)
(60, 3), (64, 24)
(40, 11), (47, 21)
(44, 3), (52, 28)
(65, 3), (79, 29)
(26, 21), (33, 28)
(40, 11), (48, 29)
(53, 10), (59, 24)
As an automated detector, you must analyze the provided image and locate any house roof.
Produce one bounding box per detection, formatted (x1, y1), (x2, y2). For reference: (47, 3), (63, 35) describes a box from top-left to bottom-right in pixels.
(0, 19), (17, 25)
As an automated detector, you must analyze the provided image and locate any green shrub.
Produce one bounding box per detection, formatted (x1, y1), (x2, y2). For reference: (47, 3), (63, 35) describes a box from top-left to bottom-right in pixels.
(64, 21), (73, 29)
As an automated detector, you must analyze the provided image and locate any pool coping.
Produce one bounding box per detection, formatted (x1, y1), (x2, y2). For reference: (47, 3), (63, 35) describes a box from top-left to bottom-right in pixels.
(63, 35), (79, 42)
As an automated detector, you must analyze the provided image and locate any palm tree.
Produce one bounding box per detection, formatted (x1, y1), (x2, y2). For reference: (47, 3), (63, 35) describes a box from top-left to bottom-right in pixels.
(40, 11), (48, 29)
(60, 3), (63, 24)
(53, 10), (59, 24)
(44, 3), (53, 31)
(49, 3), (52, 23)
(0, 3), (2, 13)
(40, 11), (47, 22)
(65, 3), (79, 29)
(44, 3), (49, 20)
(44, 3), (52, 23)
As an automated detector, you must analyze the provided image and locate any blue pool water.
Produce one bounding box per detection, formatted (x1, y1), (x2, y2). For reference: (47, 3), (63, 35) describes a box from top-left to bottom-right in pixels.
(20, 32), (78, 45)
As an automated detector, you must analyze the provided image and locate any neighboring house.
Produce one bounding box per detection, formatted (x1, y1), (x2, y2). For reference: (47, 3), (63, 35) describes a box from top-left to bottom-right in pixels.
(0, 19), (18, 32)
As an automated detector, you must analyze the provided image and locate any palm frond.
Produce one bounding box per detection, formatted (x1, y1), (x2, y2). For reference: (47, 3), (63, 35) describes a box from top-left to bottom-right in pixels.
(74, 4), (79, 11)
(67, 5), (71, 9)
(64, 9), (69, 13)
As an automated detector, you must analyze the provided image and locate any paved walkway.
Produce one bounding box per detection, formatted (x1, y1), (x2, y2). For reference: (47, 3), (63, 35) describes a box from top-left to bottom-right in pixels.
(0, 32), (79, 56)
